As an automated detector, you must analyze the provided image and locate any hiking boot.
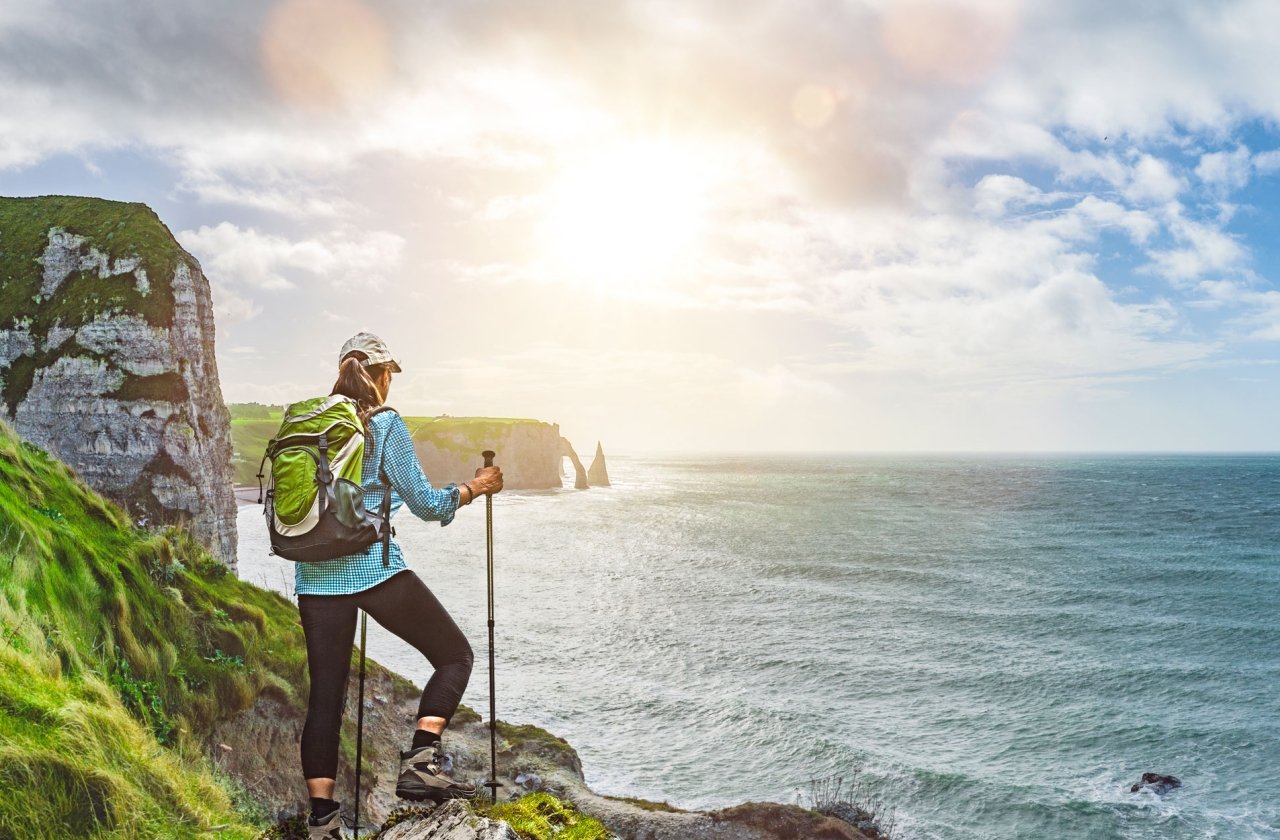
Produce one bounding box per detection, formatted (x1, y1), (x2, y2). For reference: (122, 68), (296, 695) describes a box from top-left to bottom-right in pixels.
(395, 742), (477, 802)
(307, 806), (342, 840)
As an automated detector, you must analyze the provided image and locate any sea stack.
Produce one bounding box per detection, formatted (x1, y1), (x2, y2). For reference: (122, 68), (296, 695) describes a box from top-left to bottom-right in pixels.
(587, 441), (610, 486)
(0, 196), (238, 568)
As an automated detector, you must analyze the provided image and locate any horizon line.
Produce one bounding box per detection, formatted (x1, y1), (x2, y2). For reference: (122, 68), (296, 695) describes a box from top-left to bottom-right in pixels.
(607, 449), (1280, 458)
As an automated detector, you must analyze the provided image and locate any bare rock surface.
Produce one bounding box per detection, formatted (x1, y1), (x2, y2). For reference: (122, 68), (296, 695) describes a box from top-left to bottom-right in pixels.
(378, 801), (519, 840)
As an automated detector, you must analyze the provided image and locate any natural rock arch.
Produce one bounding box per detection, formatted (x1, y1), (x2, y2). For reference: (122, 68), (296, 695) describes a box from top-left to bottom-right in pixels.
(559, 437), (589, 489)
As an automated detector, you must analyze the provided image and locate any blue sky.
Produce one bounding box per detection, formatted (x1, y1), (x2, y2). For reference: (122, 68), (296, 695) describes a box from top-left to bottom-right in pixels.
(3, 0), (1280, 452)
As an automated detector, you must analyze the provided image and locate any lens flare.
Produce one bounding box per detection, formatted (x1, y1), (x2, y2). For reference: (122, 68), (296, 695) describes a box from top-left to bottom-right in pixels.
(792, 84), (838, 129)
(260, 0), (392, 110)
(881, 0), (1019, 86)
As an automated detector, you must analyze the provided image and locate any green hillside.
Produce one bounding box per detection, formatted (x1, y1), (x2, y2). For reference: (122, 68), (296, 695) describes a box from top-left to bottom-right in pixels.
(228, 403), (283, 488)
(0, 418), (308, 838)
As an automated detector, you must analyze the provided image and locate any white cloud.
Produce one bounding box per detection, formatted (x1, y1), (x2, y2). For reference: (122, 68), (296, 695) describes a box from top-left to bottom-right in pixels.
(8, 0), (1280, 448)
(1123, 155), (1184, 205)
(972, 174), (1067, 218)
(1145, 208), (1248, 282)
(1073, 195), (1159, 244)
(1196, 145), (1253, 190)
(207, 279), (262, 326)
(179, 222), (405, 291)
(1189, 279), (1280, 341)
(1255, 149), (1280, 174)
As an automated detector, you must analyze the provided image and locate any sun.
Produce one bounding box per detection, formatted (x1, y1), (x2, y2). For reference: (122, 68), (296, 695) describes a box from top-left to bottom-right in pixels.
(541, 141), (708, 289)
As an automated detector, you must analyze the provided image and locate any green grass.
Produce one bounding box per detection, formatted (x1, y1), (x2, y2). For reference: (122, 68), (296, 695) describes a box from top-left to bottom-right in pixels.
(480, 793), (612, 840)
(0, 419), (317, 838)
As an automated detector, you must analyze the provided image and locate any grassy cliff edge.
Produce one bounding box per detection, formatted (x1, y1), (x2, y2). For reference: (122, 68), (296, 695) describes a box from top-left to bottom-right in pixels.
(0, 421), (277, 836)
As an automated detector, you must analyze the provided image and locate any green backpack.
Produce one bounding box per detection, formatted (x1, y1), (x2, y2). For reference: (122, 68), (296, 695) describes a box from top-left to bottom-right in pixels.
(257, 395), (393, 564)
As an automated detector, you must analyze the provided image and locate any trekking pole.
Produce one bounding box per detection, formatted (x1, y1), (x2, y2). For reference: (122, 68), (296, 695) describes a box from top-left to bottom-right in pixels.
(481, 449), (503, 804)
(353, 609), (368, 838)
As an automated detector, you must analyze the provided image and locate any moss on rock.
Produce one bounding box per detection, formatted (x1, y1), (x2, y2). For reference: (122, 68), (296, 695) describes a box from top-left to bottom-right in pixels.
(0, 195), (183, 330)
(481, 792), (611, 840)
(0, 197), (185, 414)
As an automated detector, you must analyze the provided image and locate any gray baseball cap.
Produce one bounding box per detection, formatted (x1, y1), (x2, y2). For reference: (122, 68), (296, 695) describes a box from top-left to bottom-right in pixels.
(339, 331), (403, 372)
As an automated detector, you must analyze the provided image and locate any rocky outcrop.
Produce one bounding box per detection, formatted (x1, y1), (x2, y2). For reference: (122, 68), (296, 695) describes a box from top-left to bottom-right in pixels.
(1130, 773), (1181, 795)
(379, 801), (518, 840)
(410, 418), (564, 490)
(209, 660), (585, 827)
(559, 436), (589, 489)
(0, 196), (237, 567)
(213, 657), (879, 840)
(587, 441), (610, 486)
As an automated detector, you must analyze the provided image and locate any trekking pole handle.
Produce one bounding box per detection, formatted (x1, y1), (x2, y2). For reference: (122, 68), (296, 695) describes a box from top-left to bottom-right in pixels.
(483, 450), (495, 468)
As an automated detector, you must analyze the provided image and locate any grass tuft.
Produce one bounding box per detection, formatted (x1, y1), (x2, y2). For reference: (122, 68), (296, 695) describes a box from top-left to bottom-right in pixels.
(481, 792), (612, 840)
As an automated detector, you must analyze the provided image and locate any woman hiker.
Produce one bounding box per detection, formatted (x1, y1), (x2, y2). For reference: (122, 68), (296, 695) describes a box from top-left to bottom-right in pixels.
(301, 331), (503, 839)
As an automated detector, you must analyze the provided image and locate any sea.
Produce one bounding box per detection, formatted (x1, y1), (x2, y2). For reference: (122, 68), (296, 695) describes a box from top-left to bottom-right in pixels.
(237, 454), (1280, 840)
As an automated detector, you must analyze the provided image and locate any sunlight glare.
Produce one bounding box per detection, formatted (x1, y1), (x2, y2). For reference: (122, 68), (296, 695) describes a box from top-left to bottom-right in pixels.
(542, 141), (708, 290)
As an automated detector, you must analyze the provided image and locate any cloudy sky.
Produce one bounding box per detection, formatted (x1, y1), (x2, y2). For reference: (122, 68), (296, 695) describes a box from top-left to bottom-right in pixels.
(3, 0), (1280, 453)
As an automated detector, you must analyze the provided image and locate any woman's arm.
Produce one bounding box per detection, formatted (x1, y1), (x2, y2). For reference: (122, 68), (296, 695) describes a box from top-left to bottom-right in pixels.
(380, 414), (461, 526)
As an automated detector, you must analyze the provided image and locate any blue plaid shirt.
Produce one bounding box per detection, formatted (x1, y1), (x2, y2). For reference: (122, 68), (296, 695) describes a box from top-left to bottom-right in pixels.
(295, 410), (461, 596)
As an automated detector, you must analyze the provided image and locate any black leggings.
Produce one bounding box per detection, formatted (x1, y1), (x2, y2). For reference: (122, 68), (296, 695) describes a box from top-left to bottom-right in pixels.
(298, 571), (474, 779)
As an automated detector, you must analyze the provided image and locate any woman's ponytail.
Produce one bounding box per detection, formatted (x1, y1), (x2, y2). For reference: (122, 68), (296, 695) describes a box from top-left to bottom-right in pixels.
(331, 353), (390, 424)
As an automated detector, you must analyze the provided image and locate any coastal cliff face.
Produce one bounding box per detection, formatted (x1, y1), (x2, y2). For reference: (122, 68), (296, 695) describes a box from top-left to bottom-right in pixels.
(0, 196), (237, 567)
(408, 417), (565, 489)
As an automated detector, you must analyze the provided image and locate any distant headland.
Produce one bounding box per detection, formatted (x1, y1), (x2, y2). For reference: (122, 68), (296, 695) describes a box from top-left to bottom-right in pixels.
(229, 403), (611, 492)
